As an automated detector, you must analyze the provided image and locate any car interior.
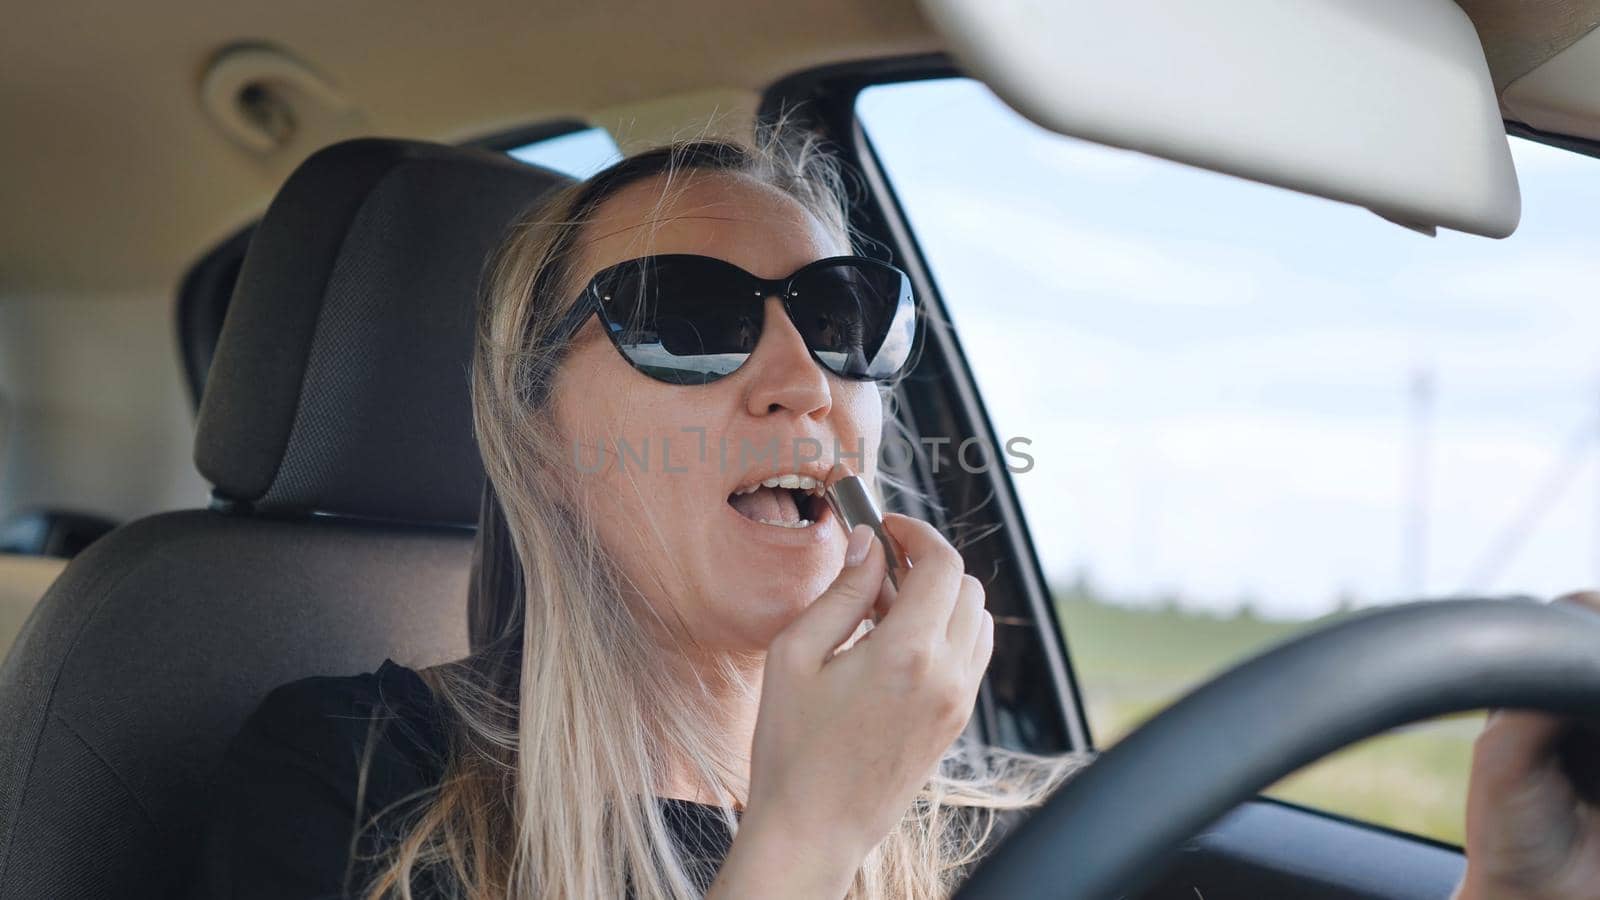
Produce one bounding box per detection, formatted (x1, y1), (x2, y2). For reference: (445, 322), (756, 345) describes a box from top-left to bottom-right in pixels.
(4, 1), (1600, 897)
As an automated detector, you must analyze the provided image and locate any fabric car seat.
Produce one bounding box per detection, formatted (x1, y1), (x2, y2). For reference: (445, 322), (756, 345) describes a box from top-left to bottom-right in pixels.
(0, 138), (573, 898)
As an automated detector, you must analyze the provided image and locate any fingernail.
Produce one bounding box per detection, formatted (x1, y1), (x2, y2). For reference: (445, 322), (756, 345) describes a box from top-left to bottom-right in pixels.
(844, 524), (873, 567)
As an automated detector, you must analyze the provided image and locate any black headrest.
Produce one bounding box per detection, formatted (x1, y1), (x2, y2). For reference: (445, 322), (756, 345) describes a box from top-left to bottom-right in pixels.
(194, 138), (574, 526)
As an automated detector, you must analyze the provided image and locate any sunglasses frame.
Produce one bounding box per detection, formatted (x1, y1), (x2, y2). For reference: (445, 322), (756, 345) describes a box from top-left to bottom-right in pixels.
(549, 253), (921, 384)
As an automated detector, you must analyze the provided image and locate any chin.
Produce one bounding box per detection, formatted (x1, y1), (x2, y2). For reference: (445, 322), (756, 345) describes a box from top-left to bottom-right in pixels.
(712, 581), (824, 647)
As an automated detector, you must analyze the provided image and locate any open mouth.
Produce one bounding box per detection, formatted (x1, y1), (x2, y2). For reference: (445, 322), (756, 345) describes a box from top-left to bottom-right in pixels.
(726, 474), (828, 529)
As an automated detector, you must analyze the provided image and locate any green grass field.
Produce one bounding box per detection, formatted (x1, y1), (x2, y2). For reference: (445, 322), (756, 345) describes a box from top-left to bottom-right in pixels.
(1053, 593), (1479, 845)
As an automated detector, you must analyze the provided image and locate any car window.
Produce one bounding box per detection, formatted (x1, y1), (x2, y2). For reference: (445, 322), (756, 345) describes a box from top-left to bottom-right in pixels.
(506, 126), (622, 179)
(857, 76), (1600, 845)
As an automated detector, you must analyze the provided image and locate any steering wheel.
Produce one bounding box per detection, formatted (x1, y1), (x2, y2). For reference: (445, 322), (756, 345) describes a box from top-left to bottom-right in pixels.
(952, 597), (1600, 899)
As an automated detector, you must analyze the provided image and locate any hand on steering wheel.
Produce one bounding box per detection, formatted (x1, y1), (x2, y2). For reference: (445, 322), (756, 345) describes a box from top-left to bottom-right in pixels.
(955, 591), (1600, 900)
(1454, 591), (1600, 900)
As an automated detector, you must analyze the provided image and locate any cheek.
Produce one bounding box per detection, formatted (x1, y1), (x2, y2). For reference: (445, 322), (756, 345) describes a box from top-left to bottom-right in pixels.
(835, 384), (885, 473)
(551, 342), (725, 590)
(554, 343), (657, 529)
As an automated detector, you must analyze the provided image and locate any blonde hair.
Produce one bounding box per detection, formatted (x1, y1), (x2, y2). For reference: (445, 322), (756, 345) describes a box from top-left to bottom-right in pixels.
(355, 110), (1089, 899)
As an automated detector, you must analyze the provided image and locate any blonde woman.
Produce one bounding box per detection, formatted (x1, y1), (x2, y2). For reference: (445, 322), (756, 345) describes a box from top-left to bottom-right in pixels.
(189, 117), (1600, 900)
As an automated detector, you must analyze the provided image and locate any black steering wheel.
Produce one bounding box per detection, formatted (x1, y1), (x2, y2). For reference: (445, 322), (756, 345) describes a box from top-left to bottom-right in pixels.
(953, 597), (1600, 899)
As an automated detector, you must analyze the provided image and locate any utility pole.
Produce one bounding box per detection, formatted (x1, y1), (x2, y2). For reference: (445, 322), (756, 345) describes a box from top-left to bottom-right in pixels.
(1404, 365), (1434, 601)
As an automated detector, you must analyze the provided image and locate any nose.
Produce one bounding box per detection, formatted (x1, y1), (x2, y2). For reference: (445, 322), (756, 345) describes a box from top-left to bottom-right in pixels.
(743, 296), (832, 419)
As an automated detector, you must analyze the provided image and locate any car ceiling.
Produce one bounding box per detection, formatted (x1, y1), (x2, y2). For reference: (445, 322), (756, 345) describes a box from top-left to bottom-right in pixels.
(0, 0), (944, 298)
(2, 1), (1598, 301)
(1460, 0), (1600, 90)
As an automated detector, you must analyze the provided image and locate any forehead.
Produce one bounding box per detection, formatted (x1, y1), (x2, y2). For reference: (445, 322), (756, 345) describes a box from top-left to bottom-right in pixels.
(571, 171), (845, 285)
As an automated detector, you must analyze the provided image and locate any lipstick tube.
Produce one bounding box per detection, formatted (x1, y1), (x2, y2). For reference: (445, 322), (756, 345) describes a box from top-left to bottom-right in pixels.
(824, 474), (912, 597)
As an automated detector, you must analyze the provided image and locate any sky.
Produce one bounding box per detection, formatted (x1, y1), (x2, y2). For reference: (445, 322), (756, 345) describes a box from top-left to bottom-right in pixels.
(513, 83), (1600, 619)
(509, 128), (622, 179)
(858, 78), (1600, 619)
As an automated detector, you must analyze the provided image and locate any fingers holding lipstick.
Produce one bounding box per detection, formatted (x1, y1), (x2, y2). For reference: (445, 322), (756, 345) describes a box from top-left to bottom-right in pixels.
(871, 568), (898, 626)
(871, 513), (966, 648)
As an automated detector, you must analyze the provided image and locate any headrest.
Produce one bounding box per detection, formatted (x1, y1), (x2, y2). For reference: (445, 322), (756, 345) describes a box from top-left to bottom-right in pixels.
(194, 138), (574, 525)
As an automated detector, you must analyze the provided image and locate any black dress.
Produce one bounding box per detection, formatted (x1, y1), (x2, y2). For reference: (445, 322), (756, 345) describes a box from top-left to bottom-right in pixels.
(187, 659), (738, 899)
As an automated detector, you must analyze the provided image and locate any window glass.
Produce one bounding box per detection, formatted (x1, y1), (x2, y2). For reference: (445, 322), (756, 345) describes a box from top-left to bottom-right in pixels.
(858, 76), (1600, 844)
(506, 126), (622, 179)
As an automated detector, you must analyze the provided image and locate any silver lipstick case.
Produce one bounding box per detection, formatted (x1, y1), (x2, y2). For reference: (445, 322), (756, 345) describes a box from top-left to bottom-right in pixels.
(824, 474), (911, 593)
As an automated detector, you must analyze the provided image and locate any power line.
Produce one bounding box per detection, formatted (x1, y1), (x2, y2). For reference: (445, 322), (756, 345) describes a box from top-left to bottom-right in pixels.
(1457, 411), (1599, 594)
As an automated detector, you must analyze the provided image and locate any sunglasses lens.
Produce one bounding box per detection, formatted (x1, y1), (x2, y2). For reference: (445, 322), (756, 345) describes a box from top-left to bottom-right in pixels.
(595, 257), (756, 384)
(591, 256), (917, 384)
(788, 261), (917, 380)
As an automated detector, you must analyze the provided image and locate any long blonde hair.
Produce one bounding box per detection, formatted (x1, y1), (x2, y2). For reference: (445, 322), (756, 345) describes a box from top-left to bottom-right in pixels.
(356, 110), (1089, 899)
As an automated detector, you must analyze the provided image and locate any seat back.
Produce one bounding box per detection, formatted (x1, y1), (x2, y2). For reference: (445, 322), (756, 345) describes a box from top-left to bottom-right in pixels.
(0, 138), (572, 898)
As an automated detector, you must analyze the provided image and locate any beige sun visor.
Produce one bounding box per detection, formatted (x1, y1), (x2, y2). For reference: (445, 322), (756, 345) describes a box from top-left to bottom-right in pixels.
(917, 0), (1524, 238)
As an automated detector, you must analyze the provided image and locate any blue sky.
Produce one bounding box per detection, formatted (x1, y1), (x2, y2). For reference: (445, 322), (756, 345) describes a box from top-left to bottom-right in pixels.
(858, 78), (1600, 619)
(509, 128), (621, 178)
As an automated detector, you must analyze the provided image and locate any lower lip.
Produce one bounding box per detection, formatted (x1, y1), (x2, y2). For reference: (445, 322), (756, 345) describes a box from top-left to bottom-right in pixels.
(722, 496), (835, 547)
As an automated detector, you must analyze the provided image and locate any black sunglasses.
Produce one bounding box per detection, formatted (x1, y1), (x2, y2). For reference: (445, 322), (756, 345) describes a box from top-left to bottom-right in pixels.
(550, 254), (920, 385)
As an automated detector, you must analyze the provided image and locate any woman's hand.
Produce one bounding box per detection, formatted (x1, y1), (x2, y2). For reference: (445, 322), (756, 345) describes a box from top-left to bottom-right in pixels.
(1453, 590), (1600, 900)
(739, 514), (994, 879)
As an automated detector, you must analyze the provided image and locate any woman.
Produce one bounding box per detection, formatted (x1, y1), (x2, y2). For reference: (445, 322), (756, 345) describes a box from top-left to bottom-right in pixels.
(189, 115), (1600, 899)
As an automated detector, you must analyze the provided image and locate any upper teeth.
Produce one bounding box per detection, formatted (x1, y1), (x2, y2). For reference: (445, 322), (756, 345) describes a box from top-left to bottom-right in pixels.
(732, 473), (823, 495)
